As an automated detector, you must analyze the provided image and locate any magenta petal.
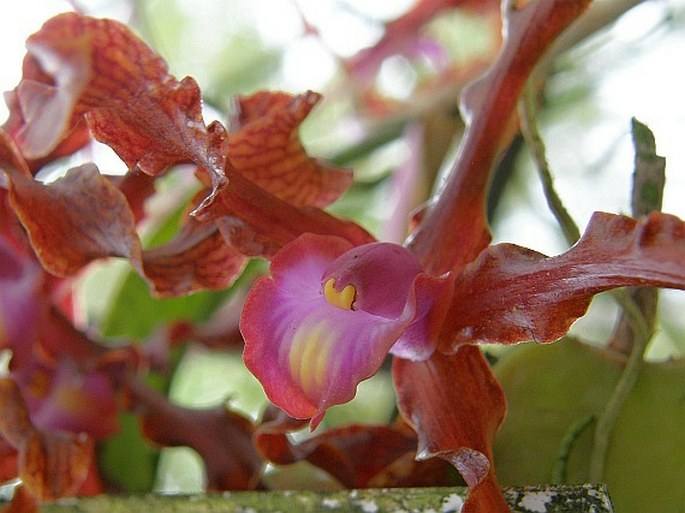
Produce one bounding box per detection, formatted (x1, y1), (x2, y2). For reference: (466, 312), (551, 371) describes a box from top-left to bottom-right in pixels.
(390, 273), (454, 361)
(12, 361), (119, 439)
(241, 233), (354, 421)
(0, 238), (44, 364)
(323, 242), (423, 318)
(241, 233), (447, 427)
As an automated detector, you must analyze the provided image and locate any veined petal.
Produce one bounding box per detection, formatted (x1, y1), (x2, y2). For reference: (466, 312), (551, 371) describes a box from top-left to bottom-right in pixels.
(228, 91), (352, 208)
(241, 233), (451, 427)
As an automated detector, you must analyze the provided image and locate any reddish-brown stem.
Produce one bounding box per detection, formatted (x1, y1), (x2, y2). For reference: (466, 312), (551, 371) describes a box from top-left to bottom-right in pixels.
(406, 0), (591, 274)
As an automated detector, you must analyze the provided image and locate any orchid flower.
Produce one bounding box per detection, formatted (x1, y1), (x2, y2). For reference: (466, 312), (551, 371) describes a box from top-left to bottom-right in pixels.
(12, 361), (118, 440)
(0, 237), (43, 367)
(241, 233), (452, 428)
(240, 0), (591, 427)
(0, 236), (118, 439)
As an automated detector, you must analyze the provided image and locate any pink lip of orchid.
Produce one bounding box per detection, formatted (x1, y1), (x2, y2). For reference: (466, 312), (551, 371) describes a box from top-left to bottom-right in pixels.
(0, 238), (43, 365)
(13, 361), (119, 440)
(0, 237), (119, 440)
(240, 233), (453, 429)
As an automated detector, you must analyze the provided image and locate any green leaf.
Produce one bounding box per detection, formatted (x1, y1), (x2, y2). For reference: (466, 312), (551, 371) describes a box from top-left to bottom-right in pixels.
(101, 269), (231, 339)
(98, 412), (160, 493)
(494, 338), (685, 513)
(630, 117), (665, 216)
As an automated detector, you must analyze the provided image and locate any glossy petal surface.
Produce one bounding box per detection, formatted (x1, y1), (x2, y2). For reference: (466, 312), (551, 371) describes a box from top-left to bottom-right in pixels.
(394, 347), (508, 513)
(12, 13), (226, 180)
(441, 212), (685, 349)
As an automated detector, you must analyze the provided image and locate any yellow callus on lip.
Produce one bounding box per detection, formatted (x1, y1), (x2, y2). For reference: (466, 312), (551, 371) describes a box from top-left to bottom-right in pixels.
(324, 278), (356, 310)
(284, 280), (357, 400)
(289, 321), (335, 396)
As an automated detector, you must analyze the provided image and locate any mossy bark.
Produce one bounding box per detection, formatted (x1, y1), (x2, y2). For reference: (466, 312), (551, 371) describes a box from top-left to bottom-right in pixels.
(24, 485), (613, 512)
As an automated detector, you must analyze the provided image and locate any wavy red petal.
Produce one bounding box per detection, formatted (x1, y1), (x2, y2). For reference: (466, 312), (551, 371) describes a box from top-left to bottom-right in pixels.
(11, 13), (226, 185)
(442, 212), (685, 348)
(0, 378), (93, 502)
(393, 347), (509, 512)
(228, 91), (352, 208)
(2, 127), (246, 296)
(142, 219), (247, 297)
(200, 170), (374, 258)
(6, 163), (142, 277)
(255, 411), (452, 488)
(130, 379), (262, 490)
